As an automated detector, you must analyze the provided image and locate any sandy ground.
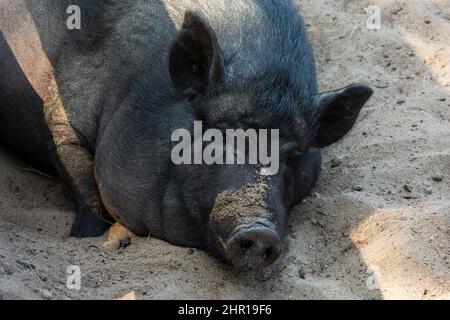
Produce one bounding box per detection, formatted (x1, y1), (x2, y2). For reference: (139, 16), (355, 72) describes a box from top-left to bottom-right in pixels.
(0, 0), (449, 300)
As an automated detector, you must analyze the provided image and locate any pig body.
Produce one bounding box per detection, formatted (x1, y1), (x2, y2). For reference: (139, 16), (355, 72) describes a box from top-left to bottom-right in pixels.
(0, 0), (372, 269)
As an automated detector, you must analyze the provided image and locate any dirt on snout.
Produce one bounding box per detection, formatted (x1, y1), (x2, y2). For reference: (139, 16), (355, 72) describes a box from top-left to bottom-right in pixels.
(1, 0), (450, 299)
(210, 174), (270, 232)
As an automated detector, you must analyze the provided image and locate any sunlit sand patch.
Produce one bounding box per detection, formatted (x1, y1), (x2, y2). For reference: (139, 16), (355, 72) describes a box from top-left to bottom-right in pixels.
(400, 30), (450, 89)
(115, 291), (137, 300)
(0, 0), (55, 100)
(0, 1), (75, 145)
(351, 203), (450, 299)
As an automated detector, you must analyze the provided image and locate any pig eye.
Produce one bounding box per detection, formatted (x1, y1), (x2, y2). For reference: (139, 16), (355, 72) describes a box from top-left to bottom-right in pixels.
(288, 150), (304, 159)
(280, 141), (300, 154)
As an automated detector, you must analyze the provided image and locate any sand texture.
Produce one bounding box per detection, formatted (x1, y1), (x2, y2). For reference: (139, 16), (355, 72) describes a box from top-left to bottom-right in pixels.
(0, 0), (449, 300)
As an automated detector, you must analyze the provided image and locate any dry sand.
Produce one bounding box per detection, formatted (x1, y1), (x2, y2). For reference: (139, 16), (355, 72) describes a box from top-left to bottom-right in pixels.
(0, 0), (449, 300)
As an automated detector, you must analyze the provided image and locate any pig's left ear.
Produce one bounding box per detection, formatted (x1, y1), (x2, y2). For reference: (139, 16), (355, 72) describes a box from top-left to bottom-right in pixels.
(311, 84), (373, 148)
(169, 11), (225, 99)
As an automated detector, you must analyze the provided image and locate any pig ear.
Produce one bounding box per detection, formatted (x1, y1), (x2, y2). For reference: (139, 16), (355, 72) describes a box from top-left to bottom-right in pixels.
(169, 11), (225, 98)
(311, 84), (373, 148)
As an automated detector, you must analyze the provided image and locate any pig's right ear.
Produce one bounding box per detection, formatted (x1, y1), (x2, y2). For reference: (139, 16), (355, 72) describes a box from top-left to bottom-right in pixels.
(311, 84), (373, 148)
(169, 11), (225, 99)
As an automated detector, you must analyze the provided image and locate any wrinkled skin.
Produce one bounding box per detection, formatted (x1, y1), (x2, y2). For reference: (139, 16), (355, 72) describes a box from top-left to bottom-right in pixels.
(0, 0), (372, 270)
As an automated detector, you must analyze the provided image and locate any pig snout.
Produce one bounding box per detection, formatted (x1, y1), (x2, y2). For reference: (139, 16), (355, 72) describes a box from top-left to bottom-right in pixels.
(209, 179), (285, 269)
(225, 219), (282, 269)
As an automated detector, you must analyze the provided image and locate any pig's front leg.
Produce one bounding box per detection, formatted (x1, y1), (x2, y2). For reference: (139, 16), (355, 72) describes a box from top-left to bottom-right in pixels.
(43, 81), (113, 237)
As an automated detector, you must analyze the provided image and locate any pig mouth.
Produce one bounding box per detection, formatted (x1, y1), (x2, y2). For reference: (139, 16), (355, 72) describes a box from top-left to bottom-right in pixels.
(219, 219), (283, 270)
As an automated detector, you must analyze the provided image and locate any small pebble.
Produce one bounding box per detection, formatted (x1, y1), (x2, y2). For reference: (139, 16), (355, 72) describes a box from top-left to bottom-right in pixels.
(298, 268), (306, 279)
(391, 7), (403, 15)
(432, 175), (443, 182)
(39, 289), (53, 300)
(330, 158), (342, 168)
(352, 185), (363, 192)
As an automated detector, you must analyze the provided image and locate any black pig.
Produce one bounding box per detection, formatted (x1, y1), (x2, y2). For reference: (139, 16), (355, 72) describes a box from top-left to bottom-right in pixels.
(0, 0), (372, 270)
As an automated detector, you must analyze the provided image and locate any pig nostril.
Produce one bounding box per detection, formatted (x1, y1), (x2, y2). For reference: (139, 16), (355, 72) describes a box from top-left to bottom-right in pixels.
(263, 247), (278, 263)
(239, 239), (254, 250)
(264, 247), (274, 258)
